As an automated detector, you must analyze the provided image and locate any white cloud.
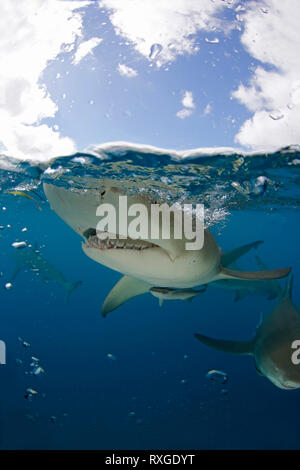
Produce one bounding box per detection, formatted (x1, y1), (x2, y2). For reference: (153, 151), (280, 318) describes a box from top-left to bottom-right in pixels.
(176, 90), (195, 119)
(73, 37), (103, 65)
(181, 91), (195, 109)
(176, 108), (193, 119)
(233, 0), (300, 149)
(100, 0), (235, 66)
(0, 0), (89, 161)
(203, 103), (212, 115)
(1, 124), (76, 162)
(117, 63), (138, 77)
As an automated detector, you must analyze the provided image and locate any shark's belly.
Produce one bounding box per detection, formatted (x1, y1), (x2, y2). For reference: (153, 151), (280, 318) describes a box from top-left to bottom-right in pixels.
(82, 244), (219, 288)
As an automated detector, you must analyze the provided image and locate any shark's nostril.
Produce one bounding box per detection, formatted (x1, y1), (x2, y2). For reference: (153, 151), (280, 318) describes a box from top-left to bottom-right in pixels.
(83, 228), (97, 239)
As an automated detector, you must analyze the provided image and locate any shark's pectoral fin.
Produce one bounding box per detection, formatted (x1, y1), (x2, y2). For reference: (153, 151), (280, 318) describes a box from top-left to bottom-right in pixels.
(218, 266), (291, 281)
(102, 276), (152, 317)
(159, 298), (163, 307)
(194, 333), (254, 355)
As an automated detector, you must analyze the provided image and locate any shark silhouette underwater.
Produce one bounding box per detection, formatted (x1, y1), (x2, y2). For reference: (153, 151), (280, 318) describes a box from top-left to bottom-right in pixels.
(210, 251), (282, 302)
(11, 244), (82, 302)
(195, 276), (300, 390)
(43, 183), (291, 316)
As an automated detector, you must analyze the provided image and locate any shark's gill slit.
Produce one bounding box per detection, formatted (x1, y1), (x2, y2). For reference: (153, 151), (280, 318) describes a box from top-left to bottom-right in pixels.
(83, 227), (159, 251)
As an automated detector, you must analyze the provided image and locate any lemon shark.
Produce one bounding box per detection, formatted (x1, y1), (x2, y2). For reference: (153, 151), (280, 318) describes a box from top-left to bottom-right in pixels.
(11, 244), (82, 302)
(195, 276), (300, 390)
(43, 183), (291, 316)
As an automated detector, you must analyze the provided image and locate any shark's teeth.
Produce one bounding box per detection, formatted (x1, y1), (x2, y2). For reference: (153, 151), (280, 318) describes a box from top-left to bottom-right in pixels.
(84, 231), (157, 251)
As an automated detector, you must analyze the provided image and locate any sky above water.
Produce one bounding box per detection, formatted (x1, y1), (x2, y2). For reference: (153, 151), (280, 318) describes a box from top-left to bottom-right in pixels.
(0, 0), (300, 161)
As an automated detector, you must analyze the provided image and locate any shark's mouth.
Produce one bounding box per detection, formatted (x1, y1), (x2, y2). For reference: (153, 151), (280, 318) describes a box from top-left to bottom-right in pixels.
(278, 382), (296, 390)
(83, 228), (158, 251)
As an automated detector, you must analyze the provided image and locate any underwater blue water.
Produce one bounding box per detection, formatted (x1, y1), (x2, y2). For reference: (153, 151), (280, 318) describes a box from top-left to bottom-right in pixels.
(0, 145), (300, 449)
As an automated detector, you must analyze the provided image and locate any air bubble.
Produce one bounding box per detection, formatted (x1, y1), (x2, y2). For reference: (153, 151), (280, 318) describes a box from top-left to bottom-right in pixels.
(206, 369), (229, 384)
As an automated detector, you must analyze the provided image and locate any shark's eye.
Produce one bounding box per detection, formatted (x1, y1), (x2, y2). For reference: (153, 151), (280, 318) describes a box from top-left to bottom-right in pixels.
(83, 228), (97, 239)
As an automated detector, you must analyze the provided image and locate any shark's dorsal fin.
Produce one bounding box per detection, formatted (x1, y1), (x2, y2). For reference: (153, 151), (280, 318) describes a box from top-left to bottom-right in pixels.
(102, 275), (151, 317)
(218, 266), (291, 281)
(194, 333), (254, 355)
(221, 240), (263, 267)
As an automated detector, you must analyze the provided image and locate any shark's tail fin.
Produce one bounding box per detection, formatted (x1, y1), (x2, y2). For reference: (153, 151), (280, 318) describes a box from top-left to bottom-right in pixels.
(194, 333), (254, 355)
(66, 281), (82, 303)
